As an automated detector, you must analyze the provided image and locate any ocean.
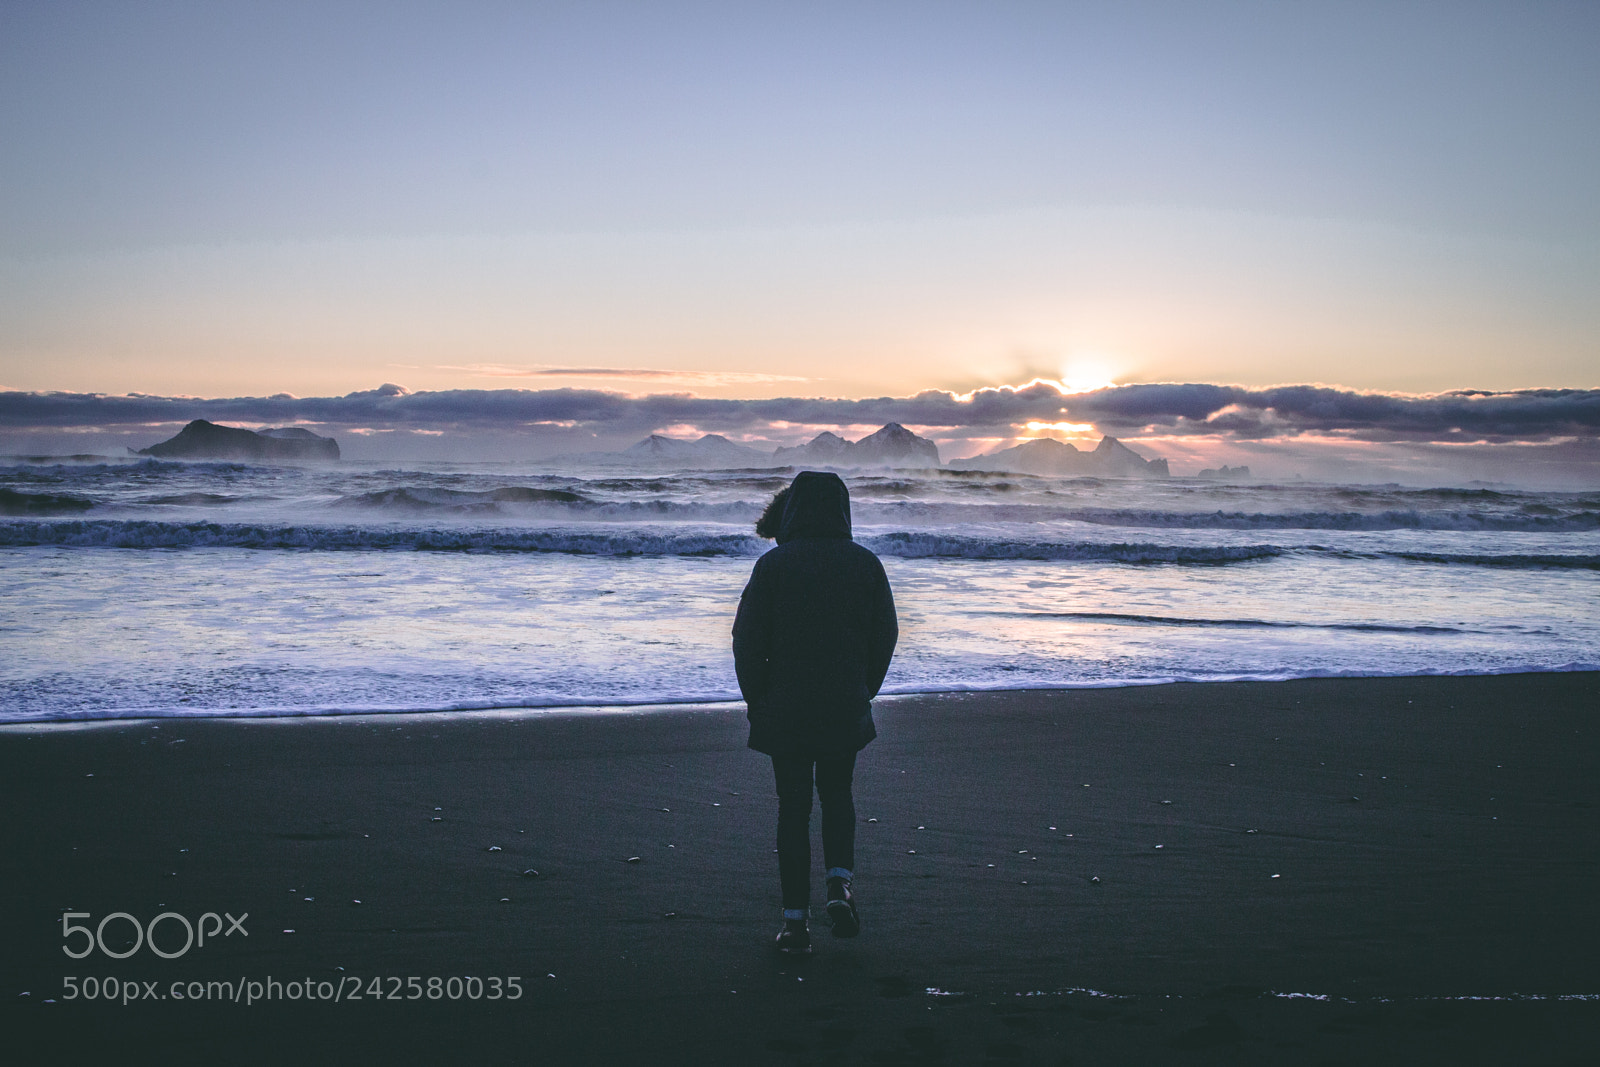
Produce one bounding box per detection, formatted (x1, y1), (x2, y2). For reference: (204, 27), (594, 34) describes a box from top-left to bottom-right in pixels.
(2, 456), (1597, 723)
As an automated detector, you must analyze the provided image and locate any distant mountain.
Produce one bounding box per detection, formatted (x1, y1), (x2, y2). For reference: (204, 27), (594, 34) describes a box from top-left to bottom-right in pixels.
(949, 436), (1168, 478)
(1197, 465), (1251, 481)
(774, 423), (941, 468)
(136, 420), (339, 462)
(620, 433), (771, 468)
(946, 437), (1084, 476)
(773, 431), (849, 464)
(1089, 436), (1169, 477)
(554, 423), (942, 470)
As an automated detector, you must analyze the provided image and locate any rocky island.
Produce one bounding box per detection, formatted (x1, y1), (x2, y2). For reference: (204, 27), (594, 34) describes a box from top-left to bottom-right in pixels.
(136, 420), (339, 462)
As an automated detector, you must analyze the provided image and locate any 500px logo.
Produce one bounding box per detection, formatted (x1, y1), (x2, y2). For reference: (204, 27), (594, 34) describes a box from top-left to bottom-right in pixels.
(62, 911), (247, 960)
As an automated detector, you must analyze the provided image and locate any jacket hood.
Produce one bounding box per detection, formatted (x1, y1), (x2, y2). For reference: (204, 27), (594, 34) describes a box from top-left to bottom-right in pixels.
(776, 471), (852, 543)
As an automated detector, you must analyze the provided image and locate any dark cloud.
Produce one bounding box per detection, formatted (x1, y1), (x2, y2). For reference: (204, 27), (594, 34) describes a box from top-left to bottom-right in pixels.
(3, 382), (1598, 445)
(1067, 384), (1600, 442)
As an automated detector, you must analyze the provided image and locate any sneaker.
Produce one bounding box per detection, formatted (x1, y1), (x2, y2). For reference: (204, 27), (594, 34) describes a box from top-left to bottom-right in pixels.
(774, 918), (811, 954)
(826, 876), (859, 938)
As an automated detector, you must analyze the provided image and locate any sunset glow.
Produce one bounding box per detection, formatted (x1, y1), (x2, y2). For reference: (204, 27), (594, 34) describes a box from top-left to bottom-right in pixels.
(1, 3), (1595, 483)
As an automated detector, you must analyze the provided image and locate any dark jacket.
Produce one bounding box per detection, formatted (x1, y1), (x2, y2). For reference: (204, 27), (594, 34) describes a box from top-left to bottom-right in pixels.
(732, 471), (898, 756)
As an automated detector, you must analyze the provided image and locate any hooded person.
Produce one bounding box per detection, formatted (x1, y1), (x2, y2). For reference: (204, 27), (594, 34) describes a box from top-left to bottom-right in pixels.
(733, 471), (898, 953)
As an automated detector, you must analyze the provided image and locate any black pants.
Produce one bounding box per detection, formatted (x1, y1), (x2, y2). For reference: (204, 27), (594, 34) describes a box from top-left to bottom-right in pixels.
(771, 751), (857, 911)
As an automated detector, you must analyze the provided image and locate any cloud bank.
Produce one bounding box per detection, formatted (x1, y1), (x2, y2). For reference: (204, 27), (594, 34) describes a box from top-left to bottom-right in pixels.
(4, 381), (1598, 447)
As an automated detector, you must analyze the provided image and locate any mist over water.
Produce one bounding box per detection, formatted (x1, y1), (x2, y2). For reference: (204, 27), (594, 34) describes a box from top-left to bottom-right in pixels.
(2, 458), (1596, 722)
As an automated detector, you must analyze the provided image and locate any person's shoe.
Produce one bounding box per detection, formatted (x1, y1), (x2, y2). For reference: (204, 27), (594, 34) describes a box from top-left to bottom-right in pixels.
(826, 876), (859, 938)
(774, 918), (811, 954)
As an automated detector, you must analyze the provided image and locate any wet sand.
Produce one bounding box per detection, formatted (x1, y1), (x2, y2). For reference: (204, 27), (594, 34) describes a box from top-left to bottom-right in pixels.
(4, 673), (1599, 1064)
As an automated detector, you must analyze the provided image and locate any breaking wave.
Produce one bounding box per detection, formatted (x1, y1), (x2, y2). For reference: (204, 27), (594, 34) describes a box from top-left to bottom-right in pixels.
(0, 521), (1276, 563)
(0, 488), (96, 515)
(0, 520), (763, 556)
(3, 521), (1597, 570)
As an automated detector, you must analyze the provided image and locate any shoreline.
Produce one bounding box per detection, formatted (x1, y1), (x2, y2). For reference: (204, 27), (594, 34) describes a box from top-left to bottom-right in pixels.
(6, 672), (1598, 1062)
(6, 664), (1599, 727)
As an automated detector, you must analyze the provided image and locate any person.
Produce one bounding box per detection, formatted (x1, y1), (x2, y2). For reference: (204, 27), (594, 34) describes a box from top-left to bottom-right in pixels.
(732, 471), (898, 954)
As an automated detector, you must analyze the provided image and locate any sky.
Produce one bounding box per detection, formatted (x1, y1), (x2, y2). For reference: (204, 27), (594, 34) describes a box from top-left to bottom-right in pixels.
(2, 1), (1598, 482)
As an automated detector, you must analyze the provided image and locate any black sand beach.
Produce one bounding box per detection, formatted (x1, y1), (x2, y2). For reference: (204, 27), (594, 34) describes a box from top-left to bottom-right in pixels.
(4, 673), (1598, 1064)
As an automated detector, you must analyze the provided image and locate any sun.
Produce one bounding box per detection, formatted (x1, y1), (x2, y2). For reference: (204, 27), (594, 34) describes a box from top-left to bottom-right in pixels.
(1056, 353), (1121, 395)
